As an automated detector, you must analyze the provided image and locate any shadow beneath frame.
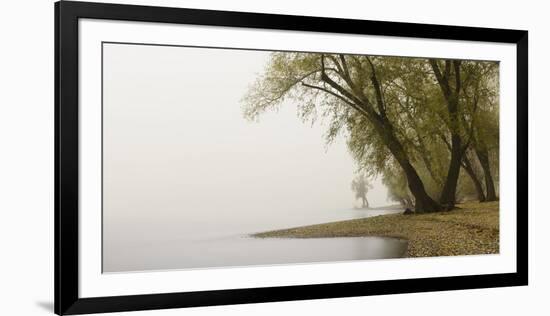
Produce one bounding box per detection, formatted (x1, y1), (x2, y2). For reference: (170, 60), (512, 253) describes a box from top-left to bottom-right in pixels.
(36, 301), (54, 312)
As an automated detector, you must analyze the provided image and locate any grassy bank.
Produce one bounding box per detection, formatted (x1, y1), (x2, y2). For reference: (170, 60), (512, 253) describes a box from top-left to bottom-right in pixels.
(253, 201), (499, 257)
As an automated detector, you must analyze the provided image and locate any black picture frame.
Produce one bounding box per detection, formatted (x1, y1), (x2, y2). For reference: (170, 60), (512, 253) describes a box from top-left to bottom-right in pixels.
(55, 1), (528, 315)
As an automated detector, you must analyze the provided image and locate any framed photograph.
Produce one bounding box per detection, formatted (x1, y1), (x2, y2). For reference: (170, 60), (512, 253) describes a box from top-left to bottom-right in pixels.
(55, 1), (528, 314)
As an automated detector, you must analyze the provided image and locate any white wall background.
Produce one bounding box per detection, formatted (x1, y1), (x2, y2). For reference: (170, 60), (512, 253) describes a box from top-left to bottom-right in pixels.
(0, 0), (544, 315)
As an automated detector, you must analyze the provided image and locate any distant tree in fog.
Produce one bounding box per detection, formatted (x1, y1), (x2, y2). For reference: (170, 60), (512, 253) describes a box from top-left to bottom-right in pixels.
(351, 175), (373, 208)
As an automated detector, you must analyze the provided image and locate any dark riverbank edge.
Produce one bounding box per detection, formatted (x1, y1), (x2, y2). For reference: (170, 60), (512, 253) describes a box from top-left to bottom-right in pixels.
(252, 201), (499, 257)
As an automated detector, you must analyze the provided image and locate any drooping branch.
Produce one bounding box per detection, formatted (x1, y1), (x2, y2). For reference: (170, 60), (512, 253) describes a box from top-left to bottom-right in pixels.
(257, 69), (324, 106)
(300, 82), (369, 117)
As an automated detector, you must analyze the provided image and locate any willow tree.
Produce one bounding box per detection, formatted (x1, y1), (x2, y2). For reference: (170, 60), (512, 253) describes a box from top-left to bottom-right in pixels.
(344, 57), (477, 206)
(382, 59), (455, 199)
(454, 60), (499, 201)
(351, 174), (373, 208)
(428, 59), (499, 206)
(469, 63), (499, 201)
(243, 53), (442, 212)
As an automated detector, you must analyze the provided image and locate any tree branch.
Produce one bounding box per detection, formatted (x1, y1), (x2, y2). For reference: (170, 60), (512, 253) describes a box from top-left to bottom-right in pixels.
(429, 59), (451, 97)
(320, 55), (371, 113)
(453, 60), (462, 95)
(444, 60), (451, 82)
(300, 82), (369, 117)
(461, 92), (479, 153)
(326, 55), (344, 74)
(336, 54), (370, 103)
(339, 54), (351, 79)
(366, 57), (387, 118)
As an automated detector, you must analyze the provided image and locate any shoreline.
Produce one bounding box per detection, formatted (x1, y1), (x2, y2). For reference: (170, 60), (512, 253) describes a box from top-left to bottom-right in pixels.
(252, 201), (499, 258)
(352, 204), (405, 211)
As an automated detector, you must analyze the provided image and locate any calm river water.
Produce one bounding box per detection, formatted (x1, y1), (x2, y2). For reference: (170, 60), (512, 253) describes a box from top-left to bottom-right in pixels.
(103, 207), (407, 272)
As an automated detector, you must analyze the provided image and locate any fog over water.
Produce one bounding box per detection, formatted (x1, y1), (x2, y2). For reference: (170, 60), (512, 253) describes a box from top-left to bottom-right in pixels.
(102, 44), (401, 272)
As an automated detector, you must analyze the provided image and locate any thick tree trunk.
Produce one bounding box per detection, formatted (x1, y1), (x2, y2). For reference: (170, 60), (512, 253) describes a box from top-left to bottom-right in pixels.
(406, 197), (414, 208)
(439, 134), (462, 208)
(476, 148), (497, 201)
(429, 59), (464, 210)
(402, 161), (441, 212)
(462, 155), (486, 202)
(379, 124), (441, 213)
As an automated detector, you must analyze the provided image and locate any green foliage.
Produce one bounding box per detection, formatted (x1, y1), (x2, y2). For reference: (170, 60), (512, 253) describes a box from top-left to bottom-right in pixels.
(242, 52), (499, 206)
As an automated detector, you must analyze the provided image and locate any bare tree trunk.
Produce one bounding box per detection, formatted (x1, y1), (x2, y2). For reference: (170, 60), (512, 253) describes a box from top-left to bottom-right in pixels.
(430, 59), (464, 210)
(462, 154), (486, 202)
(476, 148), (497, 201)
(380, 126), (441, 213)
(403, 163), (441, 212)
(363, 196), (369, 208)
(439, 133), (462, 208)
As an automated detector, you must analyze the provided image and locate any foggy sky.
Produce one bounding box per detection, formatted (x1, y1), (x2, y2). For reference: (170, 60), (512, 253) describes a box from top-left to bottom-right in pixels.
(102, 43), (390, 244)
